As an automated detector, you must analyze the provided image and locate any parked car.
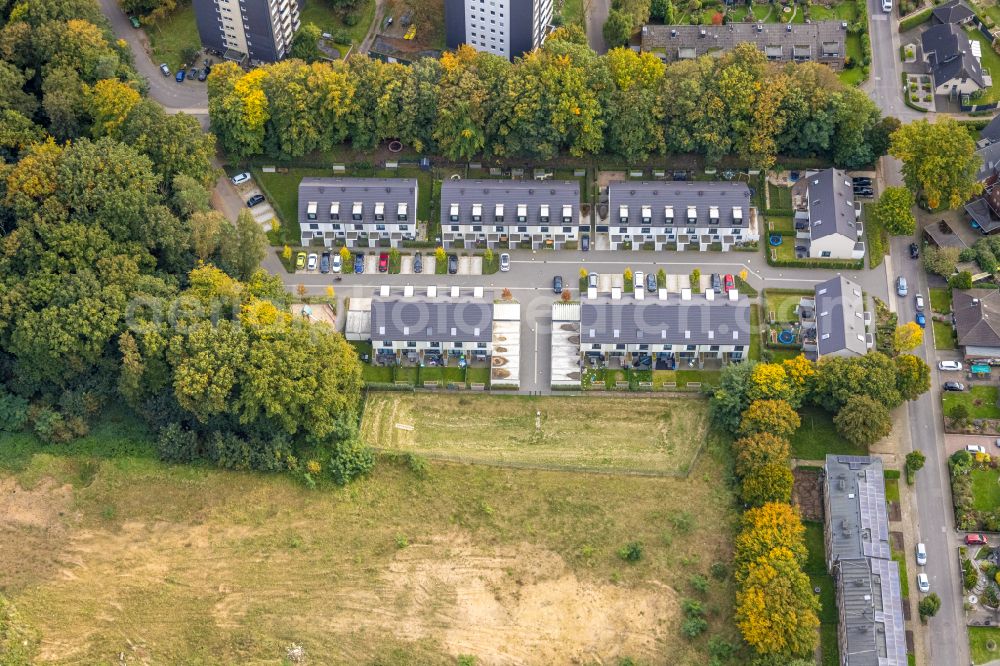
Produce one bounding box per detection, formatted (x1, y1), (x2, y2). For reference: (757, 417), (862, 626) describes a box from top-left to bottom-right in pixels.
(188, 68), (198, 80)
(646, 272), (657, 293)
(354, 252), (364, 274)
(230, 172), (251, 186)
(967, 444), (987, 455)
(499, 252), (510, 272)
(909, 242), (920, 259)
(553, 275), (563, 293)
(413, 251), (422, 274)
(159, 63), (170, 77)
(581, 235), (590, 251)
(320, 252), (330, 274)
(588, 273), (598, 289)
(724, 274), (735, 293)
(917, 572), (930, 593)
(711, 273), (722, 293)
(944, 381), (966, 391)
(246, 194), (265, 208)
(198, 68), (209, 82)
(852, 176), (872, 186)
(896, 276), (908, 297)
(938, 360), (963, 371)
(915, 294), (924, 311)
(634, 271), (644, 292)
(306, 253), (318, 271)
(854, 187), (874, 197)
(448, 253), (458, 274)
(915, 312), (926, 328)
(882, 0), (892, 12)
(331, 253), (342, 273)
(967, 534), (989, 546)
(295, 252), (306, 270)
(916, 542), (927, 566)
(129, 15), (141, 27)
(378, 252), (389, 272)
(175, 69), (185, 83)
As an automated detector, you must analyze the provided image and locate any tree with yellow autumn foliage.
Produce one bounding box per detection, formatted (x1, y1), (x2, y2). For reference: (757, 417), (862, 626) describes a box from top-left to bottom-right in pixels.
(739, 399), (801, 438)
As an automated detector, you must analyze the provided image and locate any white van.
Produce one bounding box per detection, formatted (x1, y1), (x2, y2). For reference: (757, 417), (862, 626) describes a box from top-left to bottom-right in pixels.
(882, 0), (892, 12)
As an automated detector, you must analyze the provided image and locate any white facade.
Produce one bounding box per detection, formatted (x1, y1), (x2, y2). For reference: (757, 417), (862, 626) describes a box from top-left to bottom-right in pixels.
(463, 0), (512, 58)
(298, 178), (418, 249)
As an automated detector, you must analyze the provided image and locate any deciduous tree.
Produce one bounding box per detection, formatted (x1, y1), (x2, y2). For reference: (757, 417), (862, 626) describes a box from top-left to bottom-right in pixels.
(890, 117), (982, 210)
(833, 395), (892, 448)
(893, 322), (924, 353)
(734, 432), (791, 478)
(739, 399), (800, 438)
(740, 462), (794, 507)
(872, 186), (916, 235)
(895, 353), (931, 401)
(734, 503), (807, 578)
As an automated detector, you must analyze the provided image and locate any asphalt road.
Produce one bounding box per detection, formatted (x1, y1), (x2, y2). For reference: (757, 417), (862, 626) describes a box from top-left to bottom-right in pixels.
(585, 0), (610, 54)
(97, 0), (209, 114)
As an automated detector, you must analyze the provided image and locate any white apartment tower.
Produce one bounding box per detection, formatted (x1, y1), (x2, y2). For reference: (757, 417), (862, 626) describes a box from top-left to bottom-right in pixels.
(445, 0), (553, 60)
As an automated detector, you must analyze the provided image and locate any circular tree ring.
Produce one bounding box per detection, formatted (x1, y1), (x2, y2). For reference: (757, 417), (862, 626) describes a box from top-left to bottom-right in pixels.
(388, 140), (403, 153)
(986, 639), (996, 652)
(450, 173), (462, 180)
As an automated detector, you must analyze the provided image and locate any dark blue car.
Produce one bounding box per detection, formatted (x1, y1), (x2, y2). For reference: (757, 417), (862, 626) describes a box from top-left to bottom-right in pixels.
(915, 312), (926, 328)
(353, 252), (364, 274)
(175, 69), (185, 82)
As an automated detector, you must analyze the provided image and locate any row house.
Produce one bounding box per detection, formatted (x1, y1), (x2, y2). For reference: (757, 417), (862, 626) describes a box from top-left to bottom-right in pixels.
(297, 177), (418, 249)
(579, 288), (751, 366)
(439, 180), (582, 250)
(370, 286), (494, 364)
(798, 275), (872, 360)
(604, 181), (758, 251)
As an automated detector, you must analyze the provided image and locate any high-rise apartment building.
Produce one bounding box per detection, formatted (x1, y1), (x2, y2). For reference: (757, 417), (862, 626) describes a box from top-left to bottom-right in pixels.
(444, 0), (552, 60)
(194, 0), (301, 65)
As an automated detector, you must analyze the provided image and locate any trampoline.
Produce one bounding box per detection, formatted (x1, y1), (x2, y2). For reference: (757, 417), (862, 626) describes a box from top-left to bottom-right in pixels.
(769, 235), (783, 246)
(777, 330), (795, 345)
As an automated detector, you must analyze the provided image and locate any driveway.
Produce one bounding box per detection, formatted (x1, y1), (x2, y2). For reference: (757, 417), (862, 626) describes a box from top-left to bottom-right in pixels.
(585, 0), (609, 54)
(97, 0), (209, 114)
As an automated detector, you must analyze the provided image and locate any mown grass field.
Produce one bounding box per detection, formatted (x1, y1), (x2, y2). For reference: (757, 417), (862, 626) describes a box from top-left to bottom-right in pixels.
(360, 393), (710, 475)
(0, 410), (740, 665)
(791, 406), (867, 460)
(146, 3), (200, 71)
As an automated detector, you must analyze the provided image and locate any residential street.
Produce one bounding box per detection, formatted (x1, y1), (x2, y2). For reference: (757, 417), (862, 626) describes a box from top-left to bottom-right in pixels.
(97, 0), (209, 114)
(585, 0), (610, 53)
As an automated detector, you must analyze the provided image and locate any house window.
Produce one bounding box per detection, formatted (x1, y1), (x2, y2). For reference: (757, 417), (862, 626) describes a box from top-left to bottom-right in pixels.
(399, 225), (408, 231)
(638, 344), (649, 350)
(352, 202), (362, 221)
(562, 226), (572, 233)
(472, 225), (483, 232)
(374, 202), (385, 221)
(407, 341), (417, 348)
(329, 202), (340, 220)
(472, 203), (482, 222)
(397, 202), (408, 221)
(454, 342), (463, 348)
(477, 342), (487, 349)
(375, 224), (386, 231)
(450, 203), (459, 222)
(540, 204), (550, 223)
(591, 343), (601, 350)
(615, 343), (626, 350)
(306, 201), (317, 221)
(540, 226), (549, 233)
(450, 225), (459, 232)
(517, 226), (527, 232)
(821, 251), (831, 258)
(495, 226), (504, 232)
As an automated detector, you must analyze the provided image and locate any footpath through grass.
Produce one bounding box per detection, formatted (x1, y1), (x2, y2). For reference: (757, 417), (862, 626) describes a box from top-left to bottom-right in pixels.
(360, 392), (711, 475)
(0, 412), (741, 664)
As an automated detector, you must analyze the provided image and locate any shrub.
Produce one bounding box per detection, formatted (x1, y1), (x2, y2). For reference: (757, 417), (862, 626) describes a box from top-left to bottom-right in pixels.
(918, 593), (941, 621)
(690, 573), (709, 594)
(710, 561), (729, 580)
(0, 391), (28, 432)
(343, 10), (361, 25)
(156, 422), (201, 462)
(619, 541), (644, 562)
(949, 271), (973, 290)
(681, 615), (708, 638)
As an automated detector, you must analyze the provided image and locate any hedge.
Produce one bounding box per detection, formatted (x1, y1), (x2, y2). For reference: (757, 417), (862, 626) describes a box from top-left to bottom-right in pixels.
(899, 7), (932, 32)
(766, 256), (865, 270)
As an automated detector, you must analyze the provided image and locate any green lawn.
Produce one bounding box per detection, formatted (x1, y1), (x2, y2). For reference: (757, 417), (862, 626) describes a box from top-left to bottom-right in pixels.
(933, 319), (957, 350)
(839, 35), (866, 86)
(791, 406), (867, 460)
(767, 183), (793, 210)
(942, 385), (1000, 419)
(362, 364), (394, 384)
(769, 348), (802, 362)
(967, 27), (1000, 104)
(768, 216), (795, 234)
(971, 468), (1000, 512)
(930, 287), (952, 313)
(299, 0), (376, 46)
(764, 290), (810, 323)
(804, 521), (840, 666)
(361, 392), (712, 474)
(970, 626), (1000, 664)
(146, 3), (201, 71)
(885, 476), (900, 503)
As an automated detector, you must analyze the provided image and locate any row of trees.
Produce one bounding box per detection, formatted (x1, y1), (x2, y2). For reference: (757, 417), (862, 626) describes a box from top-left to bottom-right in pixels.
(208, 36), (894, 169)
(0, 0), (373, 483)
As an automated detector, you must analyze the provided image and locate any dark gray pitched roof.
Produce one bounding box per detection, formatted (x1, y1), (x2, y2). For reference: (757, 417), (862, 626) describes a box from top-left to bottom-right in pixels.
(815, 276), (867, 357)
(953, 289), (1000, 348)
(607, 181), (753, 228)
(922, 23), (986, 88)
(825, 455), (892, 562)
(980, 114), (1000, 145)
(580, 295), (751, 345)
(440, 180), (580, 227)
(966, 193), (1000, 233)
(932, 0), (975, 24)
(298, 177), (418, 225)
(975, 141), (1000, 181)
(640, 21), (846, 61)
(806, 168), (859, 240)
(371, 298), (493, 342)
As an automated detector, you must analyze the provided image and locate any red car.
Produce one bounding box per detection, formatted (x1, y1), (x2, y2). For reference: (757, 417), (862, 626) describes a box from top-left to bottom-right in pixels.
(967, 534), (989, 545)
(378, 252), (389, 272)
(723, 274), (735, 293)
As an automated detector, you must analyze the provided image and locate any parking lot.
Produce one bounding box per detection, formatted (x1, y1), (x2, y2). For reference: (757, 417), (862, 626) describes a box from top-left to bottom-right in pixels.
(292, 249), (487, 276)
(229, 173), (276, 229)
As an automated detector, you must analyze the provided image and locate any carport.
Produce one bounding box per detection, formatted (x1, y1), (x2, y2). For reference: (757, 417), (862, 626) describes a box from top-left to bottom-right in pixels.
(550, 302), (582, 388)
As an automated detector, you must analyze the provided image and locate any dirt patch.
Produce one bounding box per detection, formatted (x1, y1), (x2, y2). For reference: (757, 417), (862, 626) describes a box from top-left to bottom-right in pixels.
(891, 531), (905, 552)
(792, 467), (824, 521)
(307, 534), (676, 664)
(0, 477), (74, 593)
(888, 502), (902, 522)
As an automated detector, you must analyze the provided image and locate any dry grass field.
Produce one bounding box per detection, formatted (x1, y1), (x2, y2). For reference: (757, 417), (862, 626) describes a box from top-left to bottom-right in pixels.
(0, 410), (739, 665)
(360, 393), (711, 475)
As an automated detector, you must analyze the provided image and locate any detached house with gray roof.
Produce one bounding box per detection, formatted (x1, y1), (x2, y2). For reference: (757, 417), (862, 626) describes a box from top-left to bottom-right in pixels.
(922, 22), (987, 96)
(824, 455), (907, 666)
(953, 289), (1000, 360)
(298, 177), (419, 249)
(798, 276), (872, 360)
(440, 180), (582, 250)
(640, 21), (847, 69)
(606, 181), (758, 251)
(792, 168), (864, 260)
